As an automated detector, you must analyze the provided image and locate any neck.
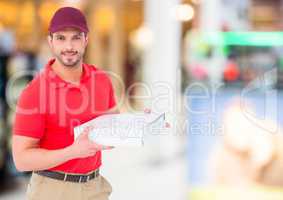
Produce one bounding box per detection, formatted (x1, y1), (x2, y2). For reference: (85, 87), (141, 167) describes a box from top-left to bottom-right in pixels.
(52, 59), (83, 84)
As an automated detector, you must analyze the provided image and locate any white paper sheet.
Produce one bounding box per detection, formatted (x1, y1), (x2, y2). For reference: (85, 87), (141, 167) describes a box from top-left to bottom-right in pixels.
(73, 113), (166, 146)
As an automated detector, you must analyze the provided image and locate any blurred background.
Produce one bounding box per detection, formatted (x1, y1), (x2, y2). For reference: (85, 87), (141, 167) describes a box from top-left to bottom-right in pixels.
(0, 0), (283, 199)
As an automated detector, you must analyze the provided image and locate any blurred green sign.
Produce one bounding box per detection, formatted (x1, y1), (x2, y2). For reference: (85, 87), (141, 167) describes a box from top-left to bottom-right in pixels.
(203, 32), (283, 46)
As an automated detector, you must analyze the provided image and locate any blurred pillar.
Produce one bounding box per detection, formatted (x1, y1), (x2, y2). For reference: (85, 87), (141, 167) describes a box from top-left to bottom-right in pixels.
(87, 0), (125, 101)
(199, 0), (222, 31)
(86, 1), (104, 67)
(108, 0), (126, 96)
(143, 0), (182, 162)
(199, 0), (225, 84)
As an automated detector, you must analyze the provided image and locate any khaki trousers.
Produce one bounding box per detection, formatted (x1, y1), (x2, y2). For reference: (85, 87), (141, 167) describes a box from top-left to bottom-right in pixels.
(26, 173), (112, 200)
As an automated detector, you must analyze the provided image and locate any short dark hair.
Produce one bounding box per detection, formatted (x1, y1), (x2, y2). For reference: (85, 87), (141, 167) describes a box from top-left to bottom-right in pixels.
(48, 31), (87, 39)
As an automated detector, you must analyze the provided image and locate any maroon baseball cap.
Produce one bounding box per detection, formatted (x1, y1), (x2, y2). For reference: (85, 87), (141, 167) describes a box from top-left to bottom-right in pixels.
(49, 7), (89, 34)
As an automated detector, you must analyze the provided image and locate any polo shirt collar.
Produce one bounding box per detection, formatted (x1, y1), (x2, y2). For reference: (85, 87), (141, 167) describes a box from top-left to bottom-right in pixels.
(44, 59), (91, 88)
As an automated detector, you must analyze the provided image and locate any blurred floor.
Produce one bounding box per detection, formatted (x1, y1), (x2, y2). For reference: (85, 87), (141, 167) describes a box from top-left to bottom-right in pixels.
(102, 146), (187, 200)
(0, 145), (187, 200)
(0, 176), (29, 200)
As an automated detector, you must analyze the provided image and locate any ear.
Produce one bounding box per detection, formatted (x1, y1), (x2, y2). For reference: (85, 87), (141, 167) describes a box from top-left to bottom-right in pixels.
(47, 35), (53, 48)
(85, 34), (89, 46)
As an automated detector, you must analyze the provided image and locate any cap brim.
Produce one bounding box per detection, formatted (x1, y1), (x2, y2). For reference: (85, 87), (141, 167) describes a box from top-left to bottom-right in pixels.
(49, 24), (88, 34)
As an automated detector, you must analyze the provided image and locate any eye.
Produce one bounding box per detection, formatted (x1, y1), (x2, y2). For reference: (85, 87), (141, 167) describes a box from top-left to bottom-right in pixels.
(73, 35), (82, 40)
(56, 35), (65, 41)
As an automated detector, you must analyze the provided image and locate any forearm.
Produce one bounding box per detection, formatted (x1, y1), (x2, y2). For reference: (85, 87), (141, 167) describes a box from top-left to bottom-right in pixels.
(14, 146), (74, 172)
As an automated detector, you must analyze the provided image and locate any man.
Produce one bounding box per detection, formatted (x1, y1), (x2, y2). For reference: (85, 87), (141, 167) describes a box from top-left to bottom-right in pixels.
(12, 7), (116, 200)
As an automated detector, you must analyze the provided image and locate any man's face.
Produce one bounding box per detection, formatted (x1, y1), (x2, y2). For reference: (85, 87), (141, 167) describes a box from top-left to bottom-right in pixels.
(48, 28), (88, 68)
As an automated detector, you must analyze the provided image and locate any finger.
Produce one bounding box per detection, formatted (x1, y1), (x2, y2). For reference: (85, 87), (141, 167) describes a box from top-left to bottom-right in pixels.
(102, 146), (115, 150)
(84, 126), (94, 134)
(89, 150), (98, 155)
(90, 143), (106, 150)
(78, 130), (89, 139)
(165, 122), (170, 128)
(144, 108), (151, 114)
(90, 140), (102, 146)
(89, 142), (101, 149)
(81, 128), (90, 136)
(94, 145), (114, 150)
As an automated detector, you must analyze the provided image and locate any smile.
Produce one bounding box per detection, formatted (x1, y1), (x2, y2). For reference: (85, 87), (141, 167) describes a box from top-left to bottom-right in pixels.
(62, 52), (77, 56)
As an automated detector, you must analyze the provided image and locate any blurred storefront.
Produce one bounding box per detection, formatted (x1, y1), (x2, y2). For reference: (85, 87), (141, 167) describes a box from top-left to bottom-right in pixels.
(0, 0), (283, 199)
(183, 0), (283, 86)
(184, 0), (283, 199)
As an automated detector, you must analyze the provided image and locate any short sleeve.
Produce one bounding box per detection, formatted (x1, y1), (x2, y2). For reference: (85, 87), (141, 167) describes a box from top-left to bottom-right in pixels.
(13, 85), (46, 139)
(108, 79), (117, 109)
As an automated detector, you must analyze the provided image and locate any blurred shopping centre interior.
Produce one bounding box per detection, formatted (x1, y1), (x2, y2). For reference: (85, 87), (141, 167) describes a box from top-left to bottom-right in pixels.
(0, 0), (283, 196)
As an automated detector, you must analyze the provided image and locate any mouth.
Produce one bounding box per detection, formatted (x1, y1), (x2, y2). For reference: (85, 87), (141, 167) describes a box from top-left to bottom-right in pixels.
(61, 51), (78, 57)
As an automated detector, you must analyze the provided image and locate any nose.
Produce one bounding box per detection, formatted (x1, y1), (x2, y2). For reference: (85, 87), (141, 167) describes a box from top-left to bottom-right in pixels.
(65, 40), (74, 51)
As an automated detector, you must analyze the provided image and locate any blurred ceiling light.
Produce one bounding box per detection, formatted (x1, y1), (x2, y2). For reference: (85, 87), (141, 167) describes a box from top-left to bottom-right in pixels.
(39, 2), (59, 31)
(17, 1), (35, 33)
(94, 5), (115, 34)
(174, 4), (194, 22)
(61, 0), (83, 9)
(191, 0), (201, 5)
(130, 25), (153, 51)
(63, 0), (82, 3)
(0, 2), (19, 26)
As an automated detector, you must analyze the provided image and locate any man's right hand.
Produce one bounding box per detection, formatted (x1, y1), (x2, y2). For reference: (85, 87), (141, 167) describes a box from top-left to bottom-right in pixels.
(12, 127), (114, 172)
(68, 127), (113, 159)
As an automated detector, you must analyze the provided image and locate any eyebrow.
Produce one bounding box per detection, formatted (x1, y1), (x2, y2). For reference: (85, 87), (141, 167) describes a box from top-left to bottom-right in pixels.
(53, 34), (64, 38)
(73, 33), (83, 37)
(54, 32), (84, 37)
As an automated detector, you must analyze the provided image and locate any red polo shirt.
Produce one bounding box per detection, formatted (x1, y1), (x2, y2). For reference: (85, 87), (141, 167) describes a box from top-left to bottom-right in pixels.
(13, 59), (116, 174)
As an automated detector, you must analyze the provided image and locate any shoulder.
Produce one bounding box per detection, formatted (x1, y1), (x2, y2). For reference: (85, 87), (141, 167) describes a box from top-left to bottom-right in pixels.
(85, 63), (115, 85)
(17, 71), (46, 105)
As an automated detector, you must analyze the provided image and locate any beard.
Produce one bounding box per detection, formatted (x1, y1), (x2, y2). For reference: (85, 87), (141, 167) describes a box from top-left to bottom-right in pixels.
(55, 50), (83, 68)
